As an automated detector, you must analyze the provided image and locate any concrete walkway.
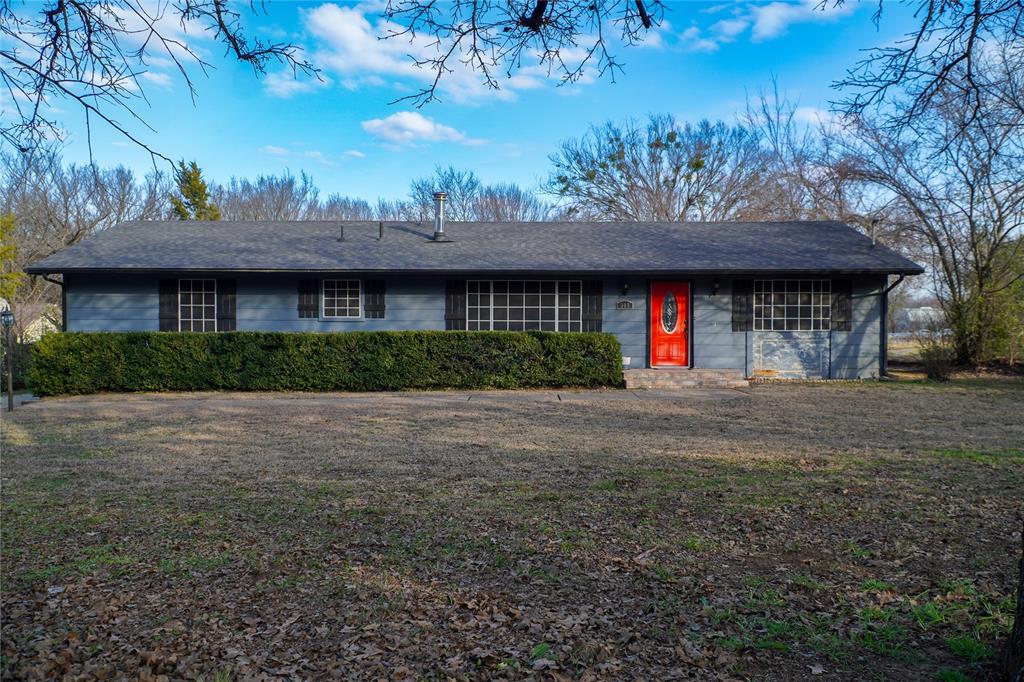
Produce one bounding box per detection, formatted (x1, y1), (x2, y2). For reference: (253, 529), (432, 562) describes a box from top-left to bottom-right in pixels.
(11, 387), (751, 411)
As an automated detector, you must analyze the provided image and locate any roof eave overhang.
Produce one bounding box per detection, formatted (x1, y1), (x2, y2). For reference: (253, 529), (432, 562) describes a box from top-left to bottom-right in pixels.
(26, 266), (926, 276)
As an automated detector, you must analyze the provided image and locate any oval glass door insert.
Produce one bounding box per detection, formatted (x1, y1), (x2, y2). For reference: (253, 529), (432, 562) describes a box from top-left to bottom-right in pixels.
(662, 292), (678, 333)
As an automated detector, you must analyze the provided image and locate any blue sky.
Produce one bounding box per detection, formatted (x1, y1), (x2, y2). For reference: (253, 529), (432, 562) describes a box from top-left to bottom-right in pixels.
(53, 1), (920, 202)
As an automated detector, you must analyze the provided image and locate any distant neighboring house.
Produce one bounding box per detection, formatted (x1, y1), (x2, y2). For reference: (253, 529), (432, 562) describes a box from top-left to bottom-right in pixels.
(0, 298), (58, 342)
(26, 205), (923, 381)
(895, 306), (945, 333)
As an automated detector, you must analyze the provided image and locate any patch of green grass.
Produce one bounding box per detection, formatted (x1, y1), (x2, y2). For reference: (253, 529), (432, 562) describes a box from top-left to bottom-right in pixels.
(23, 474), (73, 492)
(791, 573), (827, 590)
(592, 479), (616, 491)
(844, 540), (874, 559)
(854, 621), (910, 659)
(681, 535), (707, 552)
(731, 493), (795, 509)
(18, 565), (62, 584)
(742, 578), (784, 609)
(940, 578), (977, 596)
(946, 634), (992, 663)
(935, 669), (971, 682)
(931, 448), (1024, 465)
(912, 602), (947, 629)
(185, 552), (233, 572)
(75, 545), (135, 576)
(861, 579), (895, 593)
(651, 564), (675, 583)
(529, 642), (553, 661)
(860, 606), (893, 623)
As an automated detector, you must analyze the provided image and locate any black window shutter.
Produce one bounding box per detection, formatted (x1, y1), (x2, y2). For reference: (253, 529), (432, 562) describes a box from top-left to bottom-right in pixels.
(216, 279), (236, 331)
(831, 279), (852, 332)
(444, 279), (466, 330)
(297, 279), (319, 318)
(731, 279), (753, 331)
(159, 279), (178, 331)
(364, 279), (386, 319)
(581, 280), (603, 332)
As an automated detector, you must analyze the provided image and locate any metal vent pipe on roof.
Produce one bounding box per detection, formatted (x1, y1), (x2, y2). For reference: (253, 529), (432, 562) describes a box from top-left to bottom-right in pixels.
(432, 191), (448, 241)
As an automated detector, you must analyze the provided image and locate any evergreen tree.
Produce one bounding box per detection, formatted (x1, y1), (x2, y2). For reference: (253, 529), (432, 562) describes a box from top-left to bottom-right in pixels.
(0, 214), (22, 303)
(170, 161), (220, 221)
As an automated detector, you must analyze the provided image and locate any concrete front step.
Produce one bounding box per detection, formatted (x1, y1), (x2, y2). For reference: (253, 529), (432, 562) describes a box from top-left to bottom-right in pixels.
(624, 368), (749, 389)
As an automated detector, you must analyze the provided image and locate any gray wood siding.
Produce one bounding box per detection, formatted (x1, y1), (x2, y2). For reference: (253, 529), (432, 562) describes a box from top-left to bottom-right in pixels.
(692, 277), (745, 369)
(829, 275), (885, 379)
(600, 276), (647, 368)
(64, 272), (886, 379)
(66, 274), (159, 331)
(234, 275), (447, 332)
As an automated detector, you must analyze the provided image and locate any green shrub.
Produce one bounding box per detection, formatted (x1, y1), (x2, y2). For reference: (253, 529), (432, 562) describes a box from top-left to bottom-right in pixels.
(27, 331), (623, 396)
(918, 336), (955, 380)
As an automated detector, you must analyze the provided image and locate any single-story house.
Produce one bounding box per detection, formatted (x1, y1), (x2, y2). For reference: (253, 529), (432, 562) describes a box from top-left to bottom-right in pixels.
(26, 202), (923, 384)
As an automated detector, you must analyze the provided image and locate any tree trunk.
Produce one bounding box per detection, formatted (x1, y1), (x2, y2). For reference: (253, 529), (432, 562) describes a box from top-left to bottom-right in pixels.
(1003, 521), (1024, 681)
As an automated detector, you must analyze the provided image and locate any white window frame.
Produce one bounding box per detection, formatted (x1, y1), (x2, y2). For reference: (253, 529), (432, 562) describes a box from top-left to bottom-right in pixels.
(321, 279), (363, 319)
(178, 279), (217, 332)
(466, 280), (583, 332)
(753, 279), (832, 332)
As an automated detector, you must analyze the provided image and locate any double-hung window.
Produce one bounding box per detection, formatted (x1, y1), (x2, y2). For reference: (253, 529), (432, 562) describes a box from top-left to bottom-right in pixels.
(467, 280), (582, 331)
(322, 279), (362, 318)
(753, 279), (831, 331)
(179, 279), (217, 332)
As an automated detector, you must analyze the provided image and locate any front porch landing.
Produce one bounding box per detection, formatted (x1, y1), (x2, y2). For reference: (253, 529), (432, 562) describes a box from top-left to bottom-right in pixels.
(624, 369), (749, 389)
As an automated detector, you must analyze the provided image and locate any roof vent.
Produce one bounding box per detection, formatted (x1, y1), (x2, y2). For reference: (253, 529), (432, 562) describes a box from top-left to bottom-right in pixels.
(432, 191), (450, 242)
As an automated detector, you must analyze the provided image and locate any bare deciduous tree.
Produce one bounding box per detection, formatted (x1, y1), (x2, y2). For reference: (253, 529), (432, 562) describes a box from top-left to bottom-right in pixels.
(408, 165), (552, 221)
(215, 172), (321, 221)
(475, 183), (551, 221)
(381, 0), (665, 105)
(319, 195), (375, 221)
(836, 0), (1024, 130)
(548, 115), (767, 222)
(837, 58), (1024, 365)
(1, 0), (317, 159)
(0, 146), (169, 337)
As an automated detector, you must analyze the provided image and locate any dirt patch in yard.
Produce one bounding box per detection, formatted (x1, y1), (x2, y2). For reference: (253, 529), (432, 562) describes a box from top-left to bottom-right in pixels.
(2, 382), (1022, 680)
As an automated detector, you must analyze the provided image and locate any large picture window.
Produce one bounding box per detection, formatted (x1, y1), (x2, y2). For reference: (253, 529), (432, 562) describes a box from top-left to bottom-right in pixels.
(753, 280), (831, 331)
(467, 280), (582, 332)
(179, 279), (217, 332)
(322, 279), (361, 318)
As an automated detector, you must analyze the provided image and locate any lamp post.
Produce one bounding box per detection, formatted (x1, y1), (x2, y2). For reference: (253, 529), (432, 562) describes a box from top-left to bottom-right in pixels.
(1, 308), (14, 412)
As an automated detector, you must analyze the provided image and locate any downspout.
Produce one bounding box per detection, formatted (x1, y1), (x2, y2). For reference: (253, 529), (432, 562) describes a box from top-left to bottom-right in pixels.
(880, 273), (907, 377)
(39, 274), (66, 332)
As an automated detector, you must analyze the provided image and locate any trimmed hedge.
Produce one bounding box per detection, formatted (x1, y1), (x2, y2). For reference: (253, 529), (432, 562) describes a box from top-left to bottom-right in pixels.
(27, 331), (623, 396)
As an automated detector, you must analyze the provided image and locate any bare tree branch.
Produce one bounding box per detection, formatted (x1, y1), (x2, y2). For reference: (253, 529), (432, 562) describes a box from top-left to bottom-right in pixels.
(1, 0), (319, 161)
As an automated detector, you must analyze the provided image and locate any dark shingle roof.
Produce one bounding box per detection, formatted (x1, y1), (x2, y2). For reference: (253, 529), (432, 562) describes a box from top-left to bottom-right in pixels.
(26, 220), (924, 275)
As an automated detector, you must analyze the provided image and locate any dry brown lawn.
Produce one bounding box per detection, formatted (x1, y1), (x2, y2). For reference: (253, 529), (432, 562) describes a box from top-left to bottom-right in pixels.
(2, 380), (1023, 681)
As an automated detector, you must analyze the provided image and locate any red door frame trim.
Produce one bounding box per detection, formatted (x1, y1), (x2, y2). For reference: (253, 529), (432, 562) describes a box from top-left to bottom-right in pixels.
(646, 279), (694, 369)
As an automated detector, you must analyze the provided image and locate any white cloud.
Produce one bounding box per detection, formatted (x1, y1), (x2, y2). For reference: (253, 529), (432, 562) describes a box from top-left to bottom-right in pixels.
(341, 149), (366, 159)
(749, 0), (855, 41)
(302, 3), (557, 103)
(140, 71), (172, 88)
(360, 111), (482, 146)
(680, 26), (720, 54)
(257, 144), (354, 166)
(678, 1), (856, 52)
(264, 71), (328, 98)
(712, 18), (750, 40)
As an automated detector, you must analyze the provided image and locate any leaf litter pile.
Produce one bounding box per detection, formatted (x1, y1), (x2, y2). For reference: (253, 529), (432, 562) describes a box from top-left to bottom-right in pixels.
(1, 381), (1022, 680)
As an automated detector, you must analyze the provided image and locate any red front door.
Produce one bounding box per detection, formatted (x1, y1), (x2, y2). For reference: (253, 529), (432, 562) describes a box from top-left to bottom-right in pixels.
(650, 281), (690, 367)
